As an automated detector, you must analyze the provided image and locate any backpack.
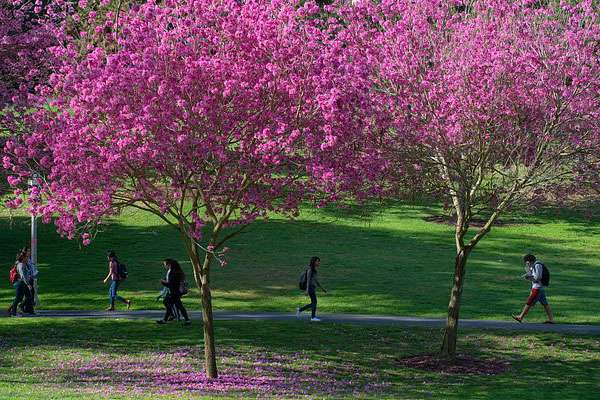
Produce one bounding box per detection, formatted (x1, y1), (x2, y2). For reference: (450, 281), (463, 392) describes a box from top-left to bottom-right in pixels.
(179, 279), (189, 296)
(9, 264), (20, 285)
(117, 262), (128, 280)
(539, 262), (550, 287)
(299, 269), (308, 291)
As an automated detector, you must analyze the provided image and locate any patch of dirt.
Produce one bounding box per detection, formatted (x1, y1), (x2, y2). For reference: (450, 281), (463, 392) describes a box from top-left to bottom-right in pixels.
(395, 354), (510, 376)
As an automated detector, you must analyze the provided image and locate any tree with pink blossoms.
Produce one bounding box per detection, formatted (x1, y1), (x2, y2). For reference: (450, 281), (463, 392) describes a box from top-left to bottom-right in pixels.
(3, 0), (374, 378)
(350, 0), (600, 357)
(0, 0), (54, 113)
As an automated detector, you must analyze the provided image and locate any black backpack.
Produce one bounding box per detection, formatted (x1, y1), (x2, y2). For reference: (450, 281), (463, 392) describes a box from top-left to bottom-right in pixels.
(298, 269), (308, 291)
(538, 262), (550, 287)
(117, 262), (128, 280)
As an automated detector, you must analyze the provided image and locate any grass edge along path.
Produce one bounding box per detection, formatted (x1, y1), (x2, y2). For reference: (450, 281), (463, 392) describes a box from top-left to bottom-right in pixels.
(16, 309), (600, 335)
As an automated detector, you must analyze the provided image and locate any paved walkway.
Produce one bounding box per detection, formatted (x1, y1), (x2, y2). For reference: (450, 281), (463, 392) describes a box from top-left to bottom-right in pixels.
(30, 310), (600, 335)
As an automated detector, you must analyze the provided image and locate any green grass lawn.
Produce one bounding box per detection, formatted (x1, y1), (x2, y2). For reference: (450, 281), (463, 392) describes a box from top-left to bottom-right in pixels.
(1, 202), (600, 324)
(0, 318), (598, 399)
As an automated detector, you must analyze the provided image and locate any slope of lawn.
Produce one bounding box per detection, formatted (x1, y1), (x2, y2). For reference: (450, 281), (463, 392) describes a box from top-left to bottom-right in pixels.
(1, 202), (599, 324)
(0, 318), (598, 400)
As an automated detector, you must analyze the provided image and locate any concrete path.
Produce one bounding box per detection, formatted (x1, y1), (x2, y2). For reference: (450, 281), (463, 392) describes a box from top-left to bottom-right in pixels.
(29, 310), (600, 335)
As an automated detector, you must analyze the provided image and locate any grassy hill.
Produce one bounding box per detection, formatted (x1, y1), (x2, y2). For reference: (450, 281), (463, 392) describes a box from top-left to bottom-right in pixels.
(1, 202), (599, 324)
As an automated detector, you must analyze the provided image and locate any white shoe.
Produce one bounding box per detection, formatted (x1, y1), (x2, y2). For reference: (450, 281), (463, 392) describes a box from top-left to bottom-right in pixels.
(296, 307), (300, 318)
(310, 317), (321, 322)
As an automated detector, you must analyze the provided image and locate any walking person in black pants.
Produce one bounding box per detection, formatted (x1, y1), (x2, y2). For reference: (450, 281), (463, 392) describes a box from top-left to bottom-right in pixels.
(157, 259), (191, 325)
(297, 256), (327, 322)
(7, 248), (34, 316)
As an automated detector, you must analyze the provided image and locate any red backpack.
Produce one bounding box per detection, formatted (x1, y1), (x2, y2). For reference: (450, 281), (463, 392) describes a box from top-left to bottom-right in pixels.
(9, 264), (20, 285)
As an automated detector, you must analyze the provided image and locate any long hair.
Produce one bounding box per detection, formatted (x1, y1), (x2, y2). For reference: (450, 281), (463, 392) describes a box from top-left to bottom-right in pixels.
(16, 247), (29, 263)
(164, 258), (185, 279)
(309, 256), (320, 271)
(107, 250), (118, 261)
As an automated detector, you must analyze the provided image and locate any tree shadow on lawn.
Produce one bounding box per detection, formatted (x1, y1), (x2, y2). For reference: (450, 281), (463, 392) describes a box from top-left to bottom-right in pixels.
(1, 318), (598, 399)
(1, 214), (599, 324)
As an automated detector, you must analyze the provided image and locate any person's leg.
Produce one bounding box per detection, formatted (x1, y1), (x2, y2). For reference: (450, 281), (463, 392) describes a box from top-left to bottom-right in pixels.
(173, 296), (190, 321)
(111, 281), (131, 307)
(107, 281), (117, 310)
(299, 294), (313, 313)
(309, 289), (318, 319)
(513, 289), (538, 322)
(539, 290), (554, 323)
(23, 281), (35, 313)
(10, 281), (25, 315)
(161, 295), (173, 322)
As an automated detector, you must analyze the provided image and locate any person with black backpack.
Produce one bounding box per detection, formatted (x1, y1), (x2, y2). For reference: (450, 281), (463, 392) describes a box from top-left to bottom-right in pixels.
(296, 256), (327, 322)
(512, 254), (554, 324)
(156, 259), (191, 325)
(103, 250), (132, 311)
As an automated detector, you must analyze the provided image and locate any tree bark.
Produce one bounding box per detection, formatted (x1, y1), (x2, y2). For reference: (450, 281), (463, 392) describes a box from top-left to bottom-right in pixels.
(184, 236), (219, 379)
(198, 250), (218, 379)
(440, 247), (470, 358)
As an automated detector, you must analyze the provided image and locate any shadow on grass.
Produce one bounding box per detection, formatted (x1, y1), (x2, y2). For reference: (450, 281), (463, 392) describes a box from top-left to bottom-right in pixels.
(1, 206), (600, 325)
(0, 318), (598, 399)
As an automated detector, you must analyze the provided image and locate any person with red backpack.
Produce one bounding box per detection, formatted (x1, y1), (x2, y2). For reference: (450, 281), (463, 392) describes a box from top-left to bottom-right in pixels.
(7, 248), (34, 316)
(102, 250), (132, 311)
(512, 254), (555, 324)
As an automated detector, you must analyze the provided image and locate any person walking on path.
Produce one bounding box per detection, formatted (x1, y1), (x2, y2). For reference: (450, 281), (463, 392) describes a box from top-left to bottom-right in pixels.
(297, 256), (327, 322)
(512, 254), (554, 324)
(8, 248), (35, 316)
(156, 258), (191, 325)
(103, 250), (132, 311)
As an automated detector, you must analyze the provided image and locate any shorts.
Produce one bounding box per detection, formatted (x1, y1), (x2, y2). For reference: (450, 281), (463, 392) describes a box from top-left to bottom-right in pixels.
(526, 288), (548, 306)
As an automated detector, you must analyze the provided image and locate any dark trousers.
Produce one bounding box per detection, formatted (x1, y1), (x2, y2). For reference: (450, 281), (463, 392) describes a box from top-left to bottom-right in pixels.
(22, 282), (35, 313)
(10, 281), (26, 315)
(299, 288), (317, 318)
(163, 294), (189, 321)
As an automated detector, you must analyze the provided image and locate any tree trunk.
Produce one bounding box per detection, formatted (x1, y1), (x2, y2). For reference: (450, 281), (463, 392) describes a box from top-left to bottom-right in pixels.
(198, 251), (218, 379)
(440, 247), (470, 358)
(185, 237), (219, 379)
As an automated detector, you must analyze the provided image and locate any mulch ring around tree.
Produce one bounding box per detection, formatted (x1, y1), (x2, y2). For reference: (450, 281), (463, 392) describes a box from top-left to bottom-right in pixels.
(395, 354), (510, 376)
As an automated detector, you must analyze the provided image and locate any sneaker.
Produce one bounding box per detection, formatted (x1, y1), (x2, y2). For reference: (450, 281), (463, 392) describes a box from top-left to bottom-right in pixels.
(296, 307), (300, 318)
(183, 320), (192, 326)
(105, 307), (115, 312)
(511, 315), (522, 323)
(156, 320), (167, 324)
(310, 317), (321, 322)
(543, 320), (555, 324)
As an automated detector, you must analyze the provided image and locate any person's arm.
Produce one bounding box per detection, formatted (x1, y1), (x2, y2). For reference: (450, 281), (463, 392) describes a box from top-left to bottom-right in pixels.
(532, 264), (543, 283)
(17, 263), (32, 288)
(103, 262), (114, 283)
(306, 269), (312, 294)
(523, 265), (534, 280)
(29, 260), (39, 279)
(315, 277), (326, 292)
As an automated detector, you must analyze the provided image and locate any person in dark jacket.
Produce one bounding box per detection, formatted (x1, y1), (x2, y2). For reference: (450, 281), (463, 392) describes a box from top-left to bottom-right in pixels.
(296, 256), (327, 322)
(7, 248), (33, 316)
(157, 258), (191, 325)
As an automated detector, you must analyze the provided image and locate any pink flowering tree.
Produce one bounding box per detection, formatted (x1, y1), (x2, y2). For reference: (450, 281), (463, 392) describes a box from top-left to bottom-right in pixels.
(352, 0), (600, 357)
(0, 0), (54, 112)
(3, 0), (374, 378)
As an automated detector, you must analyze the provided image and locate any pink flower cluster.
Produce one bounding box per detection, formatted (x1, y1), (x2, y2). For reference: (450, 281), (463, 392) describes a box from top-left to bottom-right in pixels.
(4, 0), (379, 243)
(0, 0), (54, 110)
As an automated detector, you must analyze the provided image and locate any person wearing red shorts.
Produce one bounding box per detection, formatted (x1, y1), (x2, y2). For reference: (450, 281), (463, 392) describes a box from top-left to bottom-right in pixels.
(512, 254), (554, 324)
